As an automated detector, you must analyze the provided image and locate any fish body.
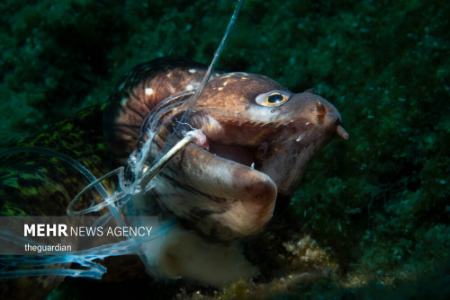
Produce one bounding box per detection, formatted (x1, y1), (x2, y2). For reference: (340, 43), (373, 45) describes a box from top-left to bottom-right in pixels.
(105, 57), (347, 241)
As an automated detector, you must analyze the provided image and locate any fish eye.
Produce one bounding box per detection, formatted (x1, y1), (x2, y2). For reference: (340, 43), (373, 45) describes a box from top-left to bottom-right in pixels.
(255, 90), (290, 107)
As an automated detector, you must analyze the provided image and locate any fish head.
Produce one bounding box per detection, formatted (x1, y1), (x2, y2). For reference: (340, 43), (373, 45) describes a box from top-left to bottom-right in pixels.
(190, 72), (348, 198)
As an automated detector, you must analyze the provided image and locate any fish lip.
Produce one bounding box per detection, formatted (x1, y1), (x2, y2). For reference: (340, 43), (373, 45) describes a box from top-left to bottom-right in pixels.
(186, 143), (276, 194)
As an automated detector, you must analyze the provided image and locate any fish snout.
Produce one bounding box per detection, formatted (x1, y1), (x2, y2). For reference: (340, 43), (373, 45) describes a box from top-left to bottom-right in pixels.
(293, 93), (349, 140)
(319, 101), (349, 140)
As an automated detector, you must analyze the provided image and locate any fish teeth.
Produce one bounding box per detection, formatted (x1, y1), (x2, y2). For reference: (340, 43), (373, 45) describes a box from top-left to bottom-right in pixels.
(250, 162), (255, 169)
(296, 133), (305, 142)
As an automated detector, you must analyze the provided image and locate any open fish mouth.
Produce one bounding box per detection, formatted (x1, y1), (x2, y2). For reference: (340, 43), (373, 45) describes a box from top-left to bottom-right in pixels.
(184, 115), (349, 197)
(207, 142), (259, 170)
(190, 122), (349, 173)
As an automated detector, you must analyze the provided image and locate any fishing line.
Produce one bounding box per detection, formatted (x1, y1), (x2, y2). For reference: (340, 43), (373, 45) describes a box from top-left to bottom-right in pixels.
(181, 0), (244, 112)
(138, 0), (245, 177)
(0, 147), (109, 199)
(0, 0), (245, 280)
(0, 220), (175, 279)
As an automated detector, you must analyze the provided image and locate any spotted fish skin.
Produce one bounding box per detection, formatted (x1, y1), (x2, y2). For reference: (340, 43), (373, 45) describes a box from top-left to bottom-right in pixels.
(104, 58), (208, 158)
(105, 58), (345, 241)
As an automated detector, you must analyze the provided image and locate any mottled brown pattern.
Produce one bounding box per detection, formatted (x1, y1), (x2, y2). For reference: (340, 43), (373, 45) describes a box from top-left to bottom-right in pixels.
(104, 58), (206, 157)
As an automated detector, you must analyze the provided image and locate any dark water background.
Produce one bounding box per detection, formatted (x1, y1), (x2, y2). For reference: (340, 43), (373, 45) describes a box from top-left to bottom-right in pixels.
(0, 0), (449, 299)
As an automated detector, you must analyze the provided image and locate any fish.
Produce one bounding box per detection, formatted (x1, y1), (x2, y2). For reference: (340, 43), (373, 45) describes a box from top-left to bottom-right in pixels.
(0, 2), (349, 293)
(104, 57), (348, 242)
(0, 56), (348, 298)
